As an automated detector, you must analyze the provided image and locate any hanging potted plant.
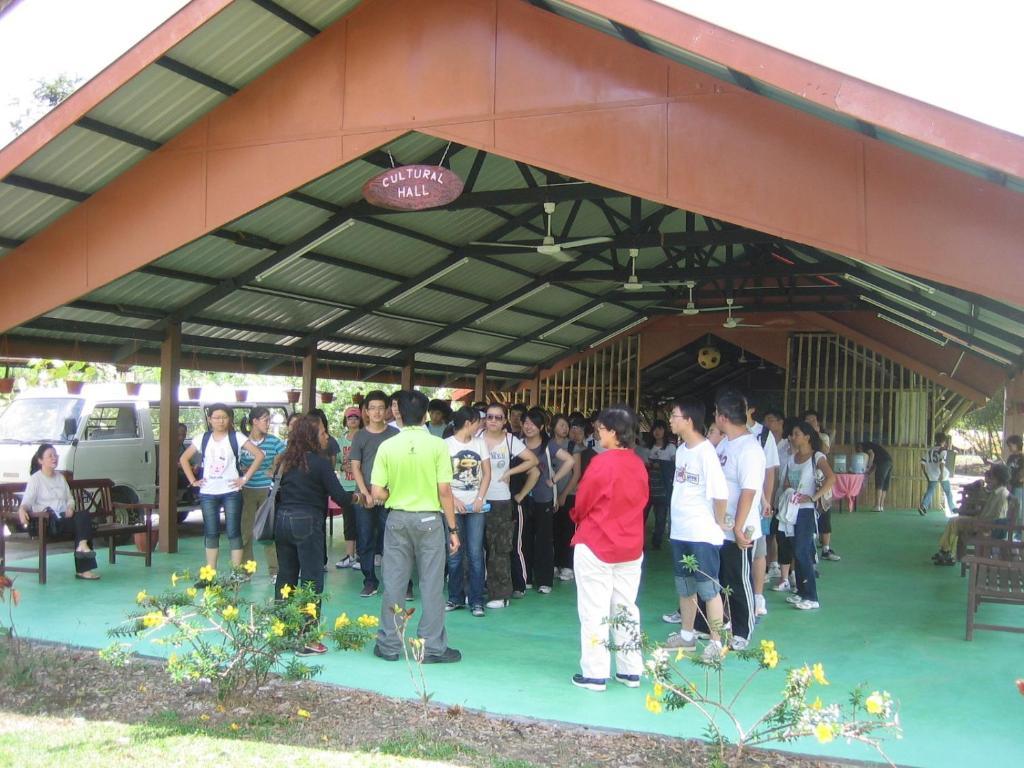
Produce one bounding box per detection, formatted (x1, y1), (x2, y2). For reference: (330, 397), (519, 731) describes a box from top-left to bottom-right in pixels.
(125, 381), (142, 396)
(65, 379), (85, 394)
(319, 390), (334, 404)
(187, 386), (202, 400)
(286, 389), (301, 404)
(353, 391), (364, 406)
(0, 364), (14, 394)
(235, 388), (249, 403)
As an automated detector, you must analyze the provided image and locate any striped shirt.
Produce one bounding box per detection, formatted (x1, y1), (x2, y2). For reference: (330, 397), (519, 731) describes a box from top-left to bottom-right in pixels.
(239, 433), (285, 488)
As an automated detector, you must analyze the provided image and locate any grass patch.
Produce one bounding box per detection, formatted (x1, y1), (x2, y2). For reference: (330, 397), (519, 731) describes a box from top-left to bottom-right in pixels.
(490, 761), (541, 768)
(0, 712), (477, 768)
(376, 729), (478, 761)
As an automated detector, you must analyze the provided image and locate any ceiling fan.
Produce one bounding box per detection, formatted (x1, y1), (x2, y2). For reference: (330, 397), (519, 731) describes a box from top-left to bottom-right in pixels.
(470, 202), (612, 262)
(721, 298), (763, 329)
(653, 282), (737, 315)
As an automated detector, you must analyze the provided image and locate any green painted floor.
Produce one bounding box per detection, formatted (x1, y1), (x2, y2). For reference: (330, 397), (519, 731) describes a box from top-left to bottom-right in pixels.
(4, 510), (1021, 767)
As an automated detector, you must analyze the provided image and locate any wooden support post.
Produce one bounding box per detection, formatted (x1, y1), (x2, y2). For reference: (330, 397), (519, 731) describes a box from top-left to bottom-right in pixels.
(530, 371), (541, 407)
(302, 348), (317, 411)
(1005, 375), (1024, 439)
(401, 356), (415, 390)
(158, 323), (181, 554)
(474, 364), (487, 403)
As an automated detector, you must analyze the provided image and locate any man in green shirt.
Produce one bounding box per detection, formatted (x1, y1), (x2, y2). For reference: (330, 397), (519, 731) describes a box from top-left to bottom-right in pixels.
(371, 389), (460, 663)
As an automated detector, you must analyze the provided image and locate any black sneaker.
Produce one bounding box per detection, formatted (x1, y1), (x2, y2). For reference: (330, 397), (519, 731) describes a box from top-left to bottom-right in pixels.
(360, 584), (379, 598)
(422, 647), (462, 664)
(373, 645), (399, 661)
(571, 673), (606, 691)
(918, 506), (927, 516)
(445, 601), (465, 612)
(615, 673), (640, 688)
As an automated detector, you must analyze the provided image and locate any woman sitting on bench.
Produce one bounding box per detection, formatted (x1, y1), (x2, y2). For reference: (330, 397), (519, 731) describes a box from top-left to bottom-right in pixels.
(17, 443), (100, 580)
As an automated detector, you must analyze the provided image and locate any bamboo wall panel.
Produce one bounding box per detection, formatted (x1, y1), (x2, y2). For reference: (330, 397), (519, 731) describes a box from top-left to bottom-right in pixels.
(786, 333), (963, 510)
(535, 335), (641, 416)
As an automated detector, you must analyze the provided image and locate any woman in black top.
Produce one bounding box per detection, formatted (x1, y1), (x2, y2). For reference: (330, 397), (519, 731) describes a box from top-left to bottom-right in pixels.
(275, 415), (351, 655)
(857, 441), (892, 512)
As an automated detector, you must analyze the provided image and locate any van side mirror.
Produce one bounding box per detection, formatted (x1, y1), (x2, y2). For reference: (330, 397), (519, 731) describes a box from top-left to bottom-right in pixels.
(63, 417), (78, 439)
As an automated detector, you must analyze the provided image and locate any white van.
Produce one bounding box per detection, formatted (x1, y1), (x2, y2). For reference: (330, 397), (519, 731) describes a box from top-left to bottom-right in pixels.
(0, 384), (297, 509)
(0, 387), (156, 506)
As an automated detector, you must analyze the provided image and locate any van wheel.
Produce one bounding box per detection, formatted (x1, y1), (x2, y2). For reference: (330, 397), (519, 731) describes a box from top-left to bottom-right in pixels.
(111, 486), (141, 545)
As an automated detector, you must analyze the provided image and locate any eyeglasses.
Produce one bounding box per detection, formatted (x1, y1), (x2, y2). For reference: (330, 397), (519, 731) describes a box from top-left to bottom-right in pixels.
(669, 412), (684, 420)
(485, 414), (505, 421)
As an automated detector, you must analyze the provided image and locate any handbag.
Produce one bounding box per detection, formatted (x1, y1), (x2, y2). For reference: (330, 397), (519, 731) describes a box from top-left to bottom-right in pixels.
(252, 466), (283, 543)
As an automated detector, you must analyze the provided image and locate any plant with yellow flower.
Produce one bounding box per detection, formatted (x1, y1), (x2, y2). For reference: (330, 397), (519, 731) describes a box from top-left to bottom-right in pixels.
(103, 570), (325, 703)
(329, 612), (378, 651)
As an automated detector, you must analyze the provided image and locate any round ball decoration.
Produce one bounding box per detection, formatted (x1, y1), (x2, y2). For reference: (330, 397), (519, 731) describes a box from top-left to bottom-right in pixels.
(697, 345), (722, 370)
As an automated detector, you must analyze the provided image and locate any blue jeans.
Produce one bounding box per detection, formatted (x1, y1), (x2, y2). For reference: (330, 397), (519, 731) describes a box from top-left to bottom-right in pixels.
(921, 480), (956, 513)
(356, 503), (389, 588)
(446, 512), (486, 608)
(793, 507), (818, 602)
(200, 491), (243, 550)
(275, 506), (326, 601)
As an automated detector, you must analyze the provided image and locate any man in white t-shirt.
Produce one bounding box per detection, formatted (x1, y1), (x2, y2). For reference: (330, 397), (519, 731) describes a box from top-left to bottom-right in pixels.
(919, 431), (957, 516)
(715, 390), (766, 650)
(664, 397), (729, 661)
(746, 401), (779, 618)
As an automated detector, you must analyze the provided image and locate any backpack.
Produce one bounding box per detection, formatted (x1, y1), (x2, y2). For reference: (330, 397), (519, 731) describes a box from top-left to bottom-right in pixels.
(758, 426), (771, 449)
(201, 430), (242, 474)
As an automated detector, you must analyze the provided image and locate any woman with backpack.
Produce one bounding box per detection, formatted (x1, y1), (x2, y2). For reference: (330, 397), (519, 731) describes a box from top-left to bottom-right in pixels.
(521, 408), (576, 594)
(482, 403), (539, 607)
(180, 403), (265, 578)
(778, 421), (834, 611)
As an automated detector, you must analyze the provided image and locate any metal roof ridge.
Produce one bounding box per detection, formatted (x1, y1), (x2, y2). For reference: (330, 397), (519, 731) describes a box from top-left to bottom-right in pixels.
(0, 0), (234, 180)
(564, 0), (1024, 182)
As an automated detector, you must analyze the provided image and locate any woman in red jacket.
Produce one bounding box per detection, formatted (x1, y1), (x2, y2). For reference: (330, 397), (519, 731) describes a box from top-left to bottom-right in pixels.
(570, 403), (649, 692)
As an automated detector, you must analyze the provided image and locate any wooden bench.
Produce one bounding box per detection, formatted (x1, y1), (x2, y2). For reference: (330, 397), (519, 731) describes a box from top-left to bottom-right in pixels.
(958, 502), (1021, 576)
(965, 547), (1024, 640)
(0, 477), (156, 584)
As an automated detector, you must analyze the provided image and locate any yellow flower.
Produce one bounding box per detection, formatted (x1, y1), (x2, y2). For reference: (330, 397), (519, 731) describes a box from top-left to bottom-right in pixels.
(170, 572), (179, 587)
(760, 640), (779, 669)
(185, 587), (198, 599)
(645, 694), (663, 714)
(356, 614), (379, 628)
(334, 613), (350, 630)
(215, 705), (225, 713)
(812, 663), (829, 686)
(136, 590), (148, 604)
(865, 692), (885, 715)
(221, 605), (239, 621)
(271, 619), (286, 637)
(199, 714), (210, 722)
(243, 560), (258, 575)
(141, 611), (164, 628)
(811, 696), (823, 711)
(297, 708), (310, 718)
(674, 648), (687, 661)
(814, 722), (834, 743)
(229, 722), (240, 731)
(280, 584), (293, 599)
(198, 565), (217, 582)
(409, 637), (425, 650)
(653, 683), (664, 698)
(302, 602), (318, 618)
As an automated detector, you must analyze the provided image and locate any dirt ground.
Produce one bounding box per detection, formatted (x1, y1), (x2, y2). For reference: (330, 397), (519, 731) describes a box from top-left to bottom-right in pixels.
(0, 639), (864, 768)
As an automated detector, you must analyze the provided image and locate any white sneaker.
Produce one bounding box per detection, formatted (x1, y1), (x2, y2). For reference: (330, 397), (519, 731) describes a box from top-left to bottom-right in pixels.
(665, 631), (697, 650)
(350, 558), (361, 570)
(754, 594), (767, 617)
(771, 580), (790, 592)
(485, 598), (509, 609)
(701, 640), (724, 662)
(661, 611), (682, 624)
(728, 636), (749, 651)
(334, 555), (354, 569)
(794, 599), (820, 610)
(785, 594), (803, 604)
(537, 585), (552, 594)
(558, 568), (575, 581)
(766, 562), (781, 579)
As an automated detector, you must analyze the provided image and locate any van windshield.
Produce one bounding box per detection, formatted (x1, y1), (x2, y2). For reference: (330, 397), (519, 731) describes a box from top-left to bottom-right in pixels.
(0, 398), (85, 444)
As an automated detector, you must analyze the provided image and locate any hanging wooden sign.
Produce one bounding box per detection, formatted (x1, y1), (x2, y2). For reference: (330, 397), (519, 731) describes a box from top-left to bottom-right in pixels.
(362, 164), (464, 211)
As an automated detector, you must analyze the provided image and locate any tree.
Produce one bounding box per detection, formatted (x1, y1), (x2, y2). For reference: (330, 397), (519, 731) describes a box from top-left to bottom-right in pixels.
(8, 73), (80, 135)
(954, 387), (1004, 460)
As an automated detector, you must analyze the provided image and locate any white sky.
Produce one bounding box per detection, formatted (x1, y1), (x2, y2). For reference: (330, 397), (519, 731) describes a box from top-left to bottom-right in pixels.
(0, 0), (1021, 152)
